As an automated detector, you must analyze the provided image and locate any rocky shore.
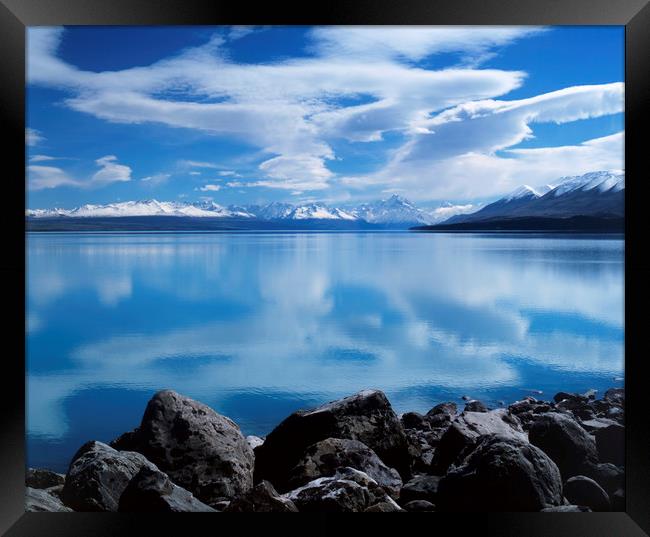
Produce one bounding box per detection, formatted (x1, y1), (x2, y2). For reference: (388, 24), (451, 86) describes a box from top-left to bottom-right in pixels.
(26, 387), (625, 513)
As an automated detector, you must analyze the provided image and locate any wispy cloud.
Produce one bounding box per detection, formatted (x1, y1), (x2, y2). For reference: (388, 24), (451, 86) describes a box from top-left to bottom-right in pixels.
(141, 172), (171, 185)
(26, 128), (45, 146)
(199, 184), (221, 192)
(28, 155), (132, 191)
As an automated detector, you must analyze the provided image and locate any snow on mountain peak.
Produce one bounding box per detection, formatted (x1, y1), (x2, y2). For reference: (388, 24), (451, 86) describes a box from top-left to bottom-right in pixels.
(552, 170), (625, 197)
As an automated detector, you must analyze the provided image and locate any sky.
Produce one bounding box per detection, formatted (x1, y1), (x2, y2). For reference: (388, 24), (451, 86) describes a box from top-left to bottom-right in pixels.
(26, 25), (624, 210)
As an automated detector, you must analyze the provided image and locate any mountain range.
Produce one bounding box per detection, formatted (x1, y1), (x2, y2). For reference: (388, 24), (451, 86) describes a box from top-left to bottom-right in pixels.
(26, 171), (624, 231)
(26, 195), (474, 228)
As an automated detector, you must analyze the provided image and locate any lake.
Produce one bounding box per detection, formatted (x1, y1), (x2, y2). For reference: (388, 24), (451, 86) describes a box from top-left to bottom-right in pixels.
(26, 231), (624, 472)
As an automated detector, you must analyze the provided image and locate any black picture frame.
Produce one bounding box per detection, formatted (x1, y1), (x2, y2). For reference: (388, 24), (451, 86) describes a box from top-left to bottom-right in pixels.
(1, 1), (648, 535)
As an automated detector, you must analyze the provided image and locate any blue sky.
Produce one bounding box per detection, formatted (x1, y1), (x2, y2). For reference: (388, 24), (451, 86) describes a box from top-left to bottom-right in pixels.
(26, 26), (624, 209)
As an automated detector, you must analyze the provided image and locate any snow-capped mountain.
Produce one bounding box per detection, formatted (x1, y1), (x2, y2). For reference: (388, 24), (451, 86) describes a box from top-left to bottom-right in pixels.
(441, 170), (624, 225)
(352, 195), (434, 225)
(287, 203), (357, 220)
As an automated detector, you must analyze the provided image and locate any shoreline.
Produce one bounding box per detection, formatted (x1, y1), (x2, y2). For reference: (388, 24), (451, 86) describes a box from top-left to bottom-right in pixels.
(27, 385), (625, 513)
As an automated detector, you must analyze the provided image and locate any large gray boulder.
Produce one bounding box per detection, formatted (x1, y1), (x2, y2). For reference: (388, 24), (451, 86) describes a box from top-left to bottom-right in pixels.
(431, 409), (526, 473)
(62, 441), (157, 511)
(26, 487), (73, 512)
(399, 474), (441, 505)
(254, 390), (410, 490)
(287, 438), (402, 498)
(111, 390), (254, 506)
(226, 481), (298, 512)
(284, 467), (401, 513)
(529, 413), (598, 479)
(594, 424), (624, 466)
(437, 435), (564, 512)
(118, 466), (216, 512)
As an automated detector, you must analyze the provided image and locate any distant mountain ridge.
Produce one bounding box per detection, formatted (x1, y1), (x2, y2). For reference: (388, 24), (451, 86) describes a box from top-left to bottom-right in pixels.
(26, 195), (470, 227)
(440, 171), (624, 227)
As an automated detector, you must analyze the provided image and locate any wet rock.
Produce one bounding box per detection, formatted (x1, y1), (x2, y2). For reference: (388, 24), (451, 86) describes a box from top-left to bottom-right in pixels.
(464, 400), (488, 413)
(529, 413), (598, 479)
(254, 390), (410, 490)
(26, 468), (65, 490)
(226, 481), (298, 512)
(403, 499), (436, 512)
(284, 467), (399, 513)
(437, 435), (563, 512)
(62, 441), (157, 511)
(111, 390), (254, 505)
(605, 406), (624, 423)
(287, 437), (402, 498)
(399, 475), (441, 505)
(553, 392), (588, 404)
(401, 412), (430, 431)
(431, 409), (526, 473)
(427, 402), (457, 418)
(26, 487), (73, 512)
(118, 466), (216, 512)
(246, 435), (264, 450)
(594, 424), (624, 466)
(541, 505), (591, 512)
(563, 476), (610, 512)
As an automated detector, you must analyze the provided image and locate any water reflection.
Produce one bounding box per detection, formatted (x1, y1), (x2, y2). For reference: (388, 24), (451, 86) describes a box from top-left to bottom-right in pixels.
(26, 232), (624, 470)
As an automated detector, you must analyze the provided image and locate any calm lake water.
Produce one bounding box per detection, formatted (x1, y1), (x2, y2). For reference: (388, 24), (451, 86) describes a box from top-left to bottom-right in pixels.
(26, 231), (624, 471)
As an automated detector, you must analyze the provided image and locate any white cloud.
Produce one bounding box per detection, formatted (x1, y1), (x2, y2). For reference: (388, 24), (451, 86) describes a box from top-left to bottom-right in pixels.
(199, 184), (221, 192)
(141, 173), (171, 185)
(28, 155), (132, 191)
(91, 155), (132, 186)
(29, 154), (56, 162)
(26, 128), (44, 146)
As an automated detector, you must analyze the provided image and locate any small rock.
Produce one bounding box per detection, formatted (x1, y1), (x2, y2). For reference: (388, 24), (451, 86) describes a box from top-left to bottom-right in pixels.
(287, 437), (402, 498)
(461, 395), (471, 401)
(364, 501), (405, 512)
(62, 440), (157, 512)
(563, 476), (610, 512)
(26, 487), (72, 512)
(226, 480), (298, 512)
(437, 435), (563, 512)
(118, 466), (216, 512)
(426, 402), (457, 418)
(594, 424), (624, 466)
(611, 488), (625, 511)
(603, 388), (624, 406)
(583, 389), (598, 399)
(403, 499), (436, 512)
(464, 400), (488, 413)
(401, 412), (430, 431)
(246, 435), (264, 450)
(529, 413), (598, 479)
(284, 467), (399, 512)
(26, 468), (65, 489)
(399, 475), (441, 505)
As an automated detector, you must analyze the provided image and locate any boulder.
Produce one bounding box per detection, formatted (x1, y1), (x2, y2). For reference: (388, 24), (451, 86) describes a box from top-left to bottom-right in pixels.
(284, 467), (400, 512)
(287, 438), (402, 498)
(594, 424), (624, 466)
(611, 488), (625, 511)
(111, 390), (254, 505)
(399, 475), (441, 505)
(425, 402), (457, 427)
(403, 500), (436, 512)
(529, 413), (598, 479)
(62, 441), (157, 511)
(118, 466), (216, 512)
(464, 400), (488, 413)
(254, 390), (410, 490)
(553, 392), (588, 404)
(541, 505), (591, 512)
(26, 468), (65, 489)
(431, 409), (526, 473)
(437, 435), (563, 512)
(226, 481), (298, 512)
(364, 501), (405, 512)
(581, 462), (624, 495)
(579, 418), (619, 433)
(563, 476), (610, 512)
(26, 487), (73, 512)
(401, 412), (430, 431)
(604, 388), (624, 406)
